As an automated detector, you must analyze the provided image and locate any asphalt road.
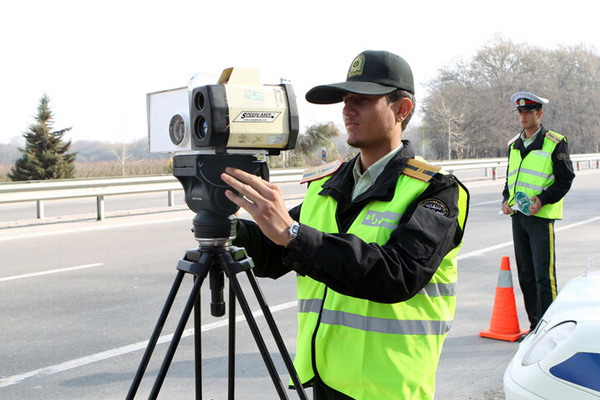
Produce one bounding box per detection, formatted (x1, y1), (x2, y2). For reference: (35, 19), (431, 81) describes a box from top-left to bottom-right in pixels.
(0, 169), (599, 399)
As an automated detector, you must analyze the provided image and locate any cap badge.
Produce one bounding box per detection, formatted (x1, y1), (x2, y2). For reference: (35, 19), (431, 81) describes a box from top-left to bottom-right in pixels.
(518, 99), (526, 106)
(347, 54), (366, 78)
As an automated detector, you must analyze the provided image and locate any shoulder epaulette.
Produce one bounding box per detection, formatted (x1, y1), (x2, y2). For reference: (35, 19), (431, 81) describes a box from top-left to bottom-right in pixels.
(507, 133), (520, 146)
(545, 130), (564, 144)
(402, 158), (441, 182)
(300, 159), (343, 184)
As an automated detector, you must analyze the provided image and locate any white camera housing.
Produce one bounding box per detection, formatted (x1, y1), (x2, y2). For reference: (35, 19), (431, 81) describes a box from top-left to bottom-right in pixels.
(147, 87), (191, 153)
(147, 68), (299, 155)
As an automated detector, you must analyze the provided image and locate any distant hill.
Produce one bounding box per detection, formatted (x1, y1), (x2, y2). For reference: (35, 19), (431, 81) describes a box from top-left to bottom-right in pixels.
(0, 138), (168, 165)
(0, 143), (20, 165)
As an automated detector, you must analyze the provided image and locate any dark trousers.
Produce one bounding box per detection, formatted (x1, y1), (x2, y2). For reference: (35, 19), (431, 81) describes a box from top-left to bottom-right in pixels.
(511, 213), (558, 330)
(313, 377), (354, 400)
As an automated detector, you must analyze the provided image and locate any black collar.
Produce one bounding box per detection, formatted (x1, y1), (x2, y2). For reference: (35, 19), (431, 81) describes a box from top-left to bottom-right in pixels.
(513, 125), (548, 153)
(320, 140), (416, 204)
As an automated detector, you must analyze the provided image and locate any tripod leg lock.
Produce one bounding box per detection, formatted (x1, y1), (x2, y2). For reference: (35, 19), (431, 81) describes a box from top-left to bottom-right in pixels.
(177, 251), (213, 276)
(219, 246), (255, 276)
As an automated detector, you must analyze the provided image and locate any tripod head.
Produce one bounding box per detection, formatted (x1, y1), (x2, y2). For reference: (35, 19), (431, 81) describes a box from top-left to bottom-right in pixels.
(173, 153), (269, 245)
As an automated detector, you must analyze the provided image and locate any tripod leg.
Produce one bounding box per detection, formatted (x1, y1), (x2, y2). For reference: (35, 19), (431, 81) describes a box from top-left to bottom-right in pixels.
(228, 281), (236, 400)
(149, 274), (206, 400)
(126, 270), (186, 400)
(227, 272), (290, 400)
(246, 270), (309, 400)
(194, 276), (202, 400)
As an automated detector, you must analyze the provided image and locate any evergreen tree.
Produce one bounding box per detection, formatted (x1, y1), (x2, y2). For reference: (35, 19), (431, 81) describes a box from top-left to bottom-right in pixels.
(9, 94), (77, 181)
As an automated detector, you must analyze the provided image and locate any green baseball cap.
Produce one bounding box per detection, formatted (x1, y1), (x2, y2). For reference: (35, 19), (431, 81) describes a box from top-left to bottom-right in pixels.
(305, 50), (415, 104)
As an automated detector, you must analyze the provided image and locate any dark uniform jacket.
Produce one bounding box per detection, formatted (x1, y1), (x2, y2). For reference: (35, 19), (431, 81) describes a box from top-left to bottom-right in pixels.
(502, 125), (575, 207)
(234, 141), (469, 304)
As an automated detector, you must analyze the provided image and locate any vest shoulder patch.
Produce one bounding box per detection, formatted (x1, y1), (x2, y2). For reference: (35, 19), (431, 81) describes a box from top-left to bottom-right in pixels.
(301, 159), (343, 184)
(402, 158), (441, 182)
(545, 131), (562, 144)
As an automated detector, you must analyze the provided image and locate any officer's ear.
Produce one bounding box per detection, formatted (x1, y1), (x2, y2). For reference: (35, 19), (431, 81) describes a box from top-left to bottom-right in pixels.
(395, 98), (413, 124)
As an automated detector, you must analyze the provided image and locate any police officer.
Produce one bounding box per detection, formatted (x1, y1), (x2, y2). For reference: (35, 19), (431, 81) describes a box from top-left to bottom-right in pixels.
(502, 91), (575, 331)
(222, 50), (469, 400)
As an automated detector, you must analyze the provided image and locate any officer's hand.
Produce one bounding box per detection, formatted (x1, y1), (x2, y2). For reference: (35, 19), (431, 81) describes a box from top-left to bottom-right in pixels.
(501, 201), (513, 215)
(529, 196), (542, 215)
(221, 167), (294, 247)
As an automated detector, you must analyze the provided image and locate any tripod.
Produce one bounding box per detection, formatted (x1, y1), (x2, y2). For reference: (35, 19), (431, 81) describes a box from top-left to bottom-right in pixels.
(126, 212), (308, 399)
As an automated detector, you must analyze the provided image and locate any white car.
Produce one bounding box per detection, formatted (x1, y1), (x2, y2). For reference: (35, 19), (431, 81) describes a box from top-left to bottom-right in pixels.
(504, 270), (600, 399)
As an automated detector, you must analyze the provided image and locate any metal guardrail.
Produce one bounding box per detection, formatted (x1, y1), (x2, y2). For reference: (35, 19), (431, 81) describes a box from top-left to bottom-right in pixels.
(438, 153), (600, 179)
(0, 170), (304, 221)
(1, 155), (598, 221)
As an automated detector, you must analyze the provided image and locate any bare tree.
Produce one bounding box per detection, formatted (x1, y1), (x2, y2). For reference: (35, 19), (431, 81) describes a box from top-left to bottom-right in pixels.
(423, 90), (466, 159)
(421, 37), (600, 158)
(110, 141), (133, 176)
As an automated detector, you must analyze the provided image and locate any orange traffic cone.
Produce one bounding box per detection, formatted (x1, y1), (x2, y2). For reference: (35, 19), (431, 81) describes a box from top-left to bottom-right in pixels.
(479, 256), (528, 342)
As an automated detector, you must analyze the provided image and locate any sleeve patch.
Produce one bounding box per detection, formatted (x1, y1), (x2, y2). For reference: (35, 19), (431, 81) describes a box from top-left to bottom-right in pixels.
(418, 199), (450, 216)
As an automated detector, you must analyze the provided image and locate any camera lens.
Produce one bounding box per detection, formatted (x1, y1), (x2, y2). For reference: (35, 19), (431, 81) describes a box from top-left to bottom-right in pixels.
(195, 92), (205, 111)
(169, 114), (187, 145)
(194, 116), (208, 141)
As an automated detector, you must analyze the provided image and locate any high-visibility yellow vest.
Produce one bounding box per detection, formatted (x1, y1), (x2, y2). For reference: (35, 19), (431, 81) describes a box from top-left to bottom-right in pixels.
(507, 131), (564, 219)
(294, 164), (468, 400)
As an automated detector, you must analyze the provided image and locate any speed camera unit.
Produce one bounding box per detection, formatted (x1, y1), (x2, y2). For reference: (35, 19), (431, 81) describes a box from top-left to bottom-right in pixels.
(147, 68), (299, 155)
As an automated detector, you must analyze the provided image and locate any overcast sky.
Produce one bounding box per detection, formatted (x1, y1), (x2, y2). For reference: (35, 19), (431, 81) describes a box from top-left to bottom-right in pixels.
(1, 0), (598, 146)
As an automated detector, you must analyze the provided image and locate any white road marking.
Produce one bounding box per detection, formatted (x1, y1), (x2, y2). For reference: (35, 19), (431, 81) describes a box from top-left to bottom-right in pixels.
(458, 216), (600, 260)
(470, 199), (500, 206)
(0, 216), (193, 242)
(0, 263), (104, 283)
(555, 215), (600, 232)
(0, 301), (297, 389)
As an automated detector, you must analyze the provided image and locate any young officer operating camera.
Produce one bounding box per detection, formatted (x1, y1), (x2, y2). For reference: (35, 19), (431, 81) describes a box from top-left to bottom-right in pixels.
(221, 50), (470, 400)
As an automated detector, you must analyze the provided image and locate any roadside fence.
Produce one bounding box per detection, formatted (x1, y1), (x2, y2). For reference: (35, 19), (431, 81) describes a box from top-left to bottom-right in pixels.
(1, 154), (598, 221)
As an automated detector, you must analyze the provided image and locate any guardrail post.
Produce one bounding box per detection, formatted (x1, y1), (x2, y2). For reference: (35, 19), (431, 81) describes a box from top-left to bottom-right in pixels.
(168, 190), (174, 207)
(97, 195), (105, 221)
(485, 167), (490, 178)
(492, 167), (497, 181)
(36, 200), (45, 219)
(576, 161), (580, 171)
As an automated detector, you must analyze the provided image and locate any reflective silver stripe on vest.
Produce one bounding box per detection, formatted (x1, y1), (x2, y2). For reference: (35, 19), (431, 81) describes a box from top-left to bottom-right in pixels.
(418, 282), (456, 297)
(361, 210), (402, 230)
(531, 150), (551, 158)
(519, 168), (554, 180)
(513, 180), (548, 192)
(321, 309), (453, 335)
(507, 170), (518, 178)
(298, 297), (453, 335)
(298, 298), (323, 313)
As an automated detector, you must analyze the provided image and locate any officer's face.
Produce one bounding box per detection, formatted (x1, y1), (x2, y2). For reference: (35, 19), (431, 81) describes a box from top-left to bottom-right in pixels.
(342, 94), (399, 149)
(518, 108), (544, 131)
